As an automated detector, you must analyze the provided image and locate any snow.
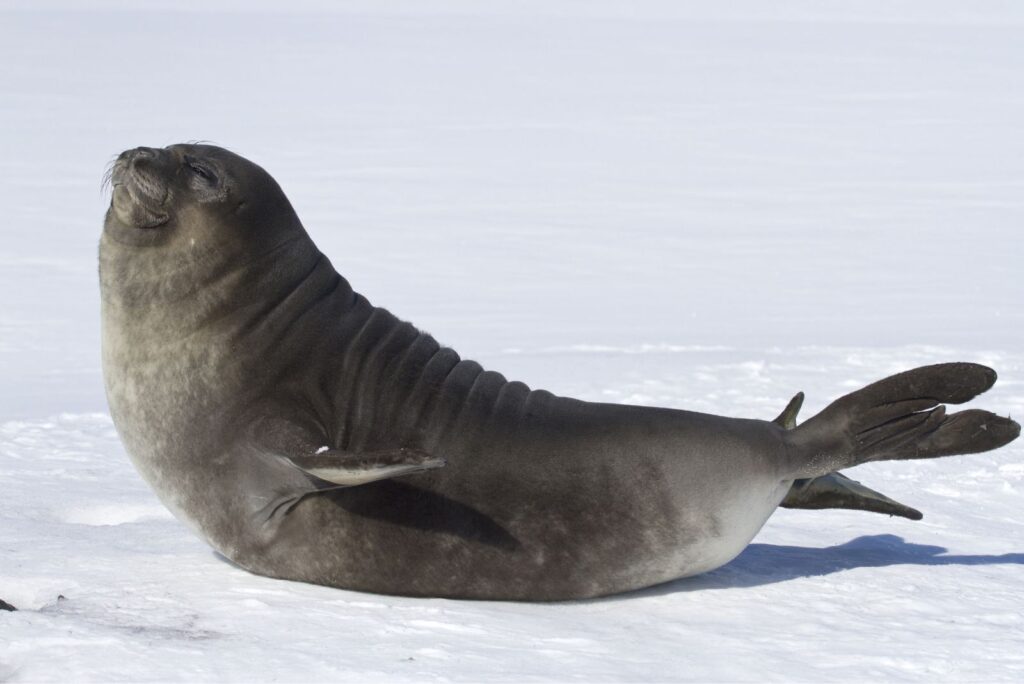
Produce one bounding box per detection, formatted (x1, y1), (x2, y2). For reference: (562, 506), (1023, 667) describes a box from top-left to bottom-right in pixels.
(1, 1), (1022, 681)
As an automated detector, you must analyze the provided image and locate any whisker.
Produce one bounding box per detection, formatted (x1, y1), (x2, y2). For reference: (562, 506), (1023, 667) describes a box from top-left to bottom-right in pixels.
(100, 155), (119, 195)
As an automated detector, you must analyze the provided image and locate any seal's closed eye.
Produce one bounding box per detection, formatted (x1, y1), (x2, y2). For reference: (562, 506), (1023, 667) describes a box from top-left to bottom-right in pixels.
(184, 155), (217, 183)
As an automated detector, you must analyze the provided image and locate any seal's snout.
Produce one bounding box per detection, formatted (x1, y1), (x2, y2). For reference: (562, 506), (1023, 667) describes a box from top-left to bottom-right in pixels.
(112, 146), (159, 179)
(109, 146), (173, 229)
(120, 146), (167, 177)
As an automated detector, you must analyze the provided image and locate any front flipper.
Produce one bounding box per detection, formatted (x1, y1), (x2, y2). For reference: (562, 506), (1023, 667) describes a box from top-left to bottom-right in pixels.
(781, 472), (923, 520)
(286, 447), (446, 487)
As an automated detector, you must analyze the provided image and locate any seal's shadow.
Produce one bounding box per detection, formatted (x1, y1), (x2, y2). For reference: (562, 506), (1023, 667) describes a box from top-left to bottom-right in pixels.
(631, 534), (1024, 597)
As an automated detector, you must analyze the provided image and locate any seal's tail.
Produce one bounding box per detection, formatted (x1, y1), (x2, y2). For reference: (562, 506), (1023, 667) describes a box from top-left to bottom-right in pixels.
(786, 362), (1019, 480)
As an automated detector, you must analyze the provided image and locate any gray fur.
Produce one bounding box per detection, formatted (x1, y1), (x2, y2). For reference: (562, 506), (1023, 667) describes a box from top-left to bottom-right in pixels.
(100, 144), (1020, 601)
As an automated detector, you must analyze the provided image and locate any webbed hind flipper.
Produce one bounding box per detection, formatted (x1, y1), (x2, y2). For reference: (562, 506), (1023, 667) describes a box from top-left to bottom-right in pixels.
(781, 472), (923, 520)
(771, 390), (922, 520)
(286, 447), (446, 487)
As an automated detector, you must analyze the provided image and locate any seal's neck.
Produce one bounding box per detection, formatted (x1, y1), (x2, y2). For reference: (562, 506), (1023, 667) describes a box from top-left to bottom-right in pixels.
(100, 229), (352, 457)
(99, 231), (328, 336)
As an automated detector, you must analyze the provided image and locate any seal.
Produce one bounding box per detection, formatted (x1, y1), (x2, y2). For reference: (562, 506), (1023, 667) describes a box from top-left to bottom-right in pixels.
(100, 144), (1021, 600)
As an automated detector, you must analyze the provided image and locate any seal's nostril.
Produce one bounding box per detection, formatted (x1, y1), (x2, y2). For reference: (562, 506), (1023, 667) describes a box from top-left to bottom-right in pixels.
(120, 147), (156, 162)
(118, 147), (155, 163)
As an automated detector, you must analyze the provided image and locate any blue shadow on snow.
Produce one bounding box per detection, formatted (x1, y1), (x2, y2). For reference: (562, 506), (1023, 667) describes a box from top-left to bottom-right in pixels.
(632, 534), (1024, 596)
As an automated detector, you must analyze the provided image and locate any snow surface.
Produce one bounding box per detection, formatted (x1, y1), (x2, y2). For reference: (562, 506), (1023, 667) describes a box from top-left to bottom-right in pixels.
(1, 2), (1023, 681)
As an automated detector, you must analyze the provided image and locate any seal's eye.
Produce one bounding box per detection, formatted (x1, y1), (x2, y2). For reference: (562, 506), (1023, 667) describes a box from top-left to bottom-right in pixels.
(184, 156), (216, 183)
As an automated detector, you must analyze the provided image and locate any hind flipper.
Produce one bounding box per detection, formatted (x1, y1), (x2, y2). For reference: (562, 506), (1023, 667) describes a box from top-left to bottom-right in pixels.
(781, 472), (923, 521)
(772, 392), (925, 520)
(874, 408), (1021, 461)
(788, 363), (1020, 478)
(772, 392), (804, 430)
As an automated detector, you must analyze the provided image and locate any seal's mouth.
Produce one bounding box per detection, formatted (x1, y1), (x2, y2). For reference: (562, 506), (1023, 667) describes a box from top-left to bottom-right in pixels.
(106, 148), (171, 229)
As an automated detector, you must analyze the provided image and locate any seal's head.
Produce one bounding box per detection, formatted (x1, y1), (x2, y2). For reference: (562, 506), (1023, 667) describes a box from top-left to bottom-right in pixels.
(101, 143), (318, 315)
(103, 143), (301, 251)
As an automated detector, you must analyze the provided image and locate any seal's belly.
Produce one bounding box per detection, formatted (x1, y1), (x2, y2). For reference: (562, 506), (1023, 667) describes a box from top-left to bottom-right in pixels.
(647, 475), (790, 581)
(252, 470), (793, 599)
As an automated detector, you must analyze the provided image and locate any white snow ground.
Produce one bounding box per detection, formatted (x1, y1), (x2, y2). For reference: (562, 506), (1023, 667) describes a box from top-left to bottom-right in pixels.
(1, 2), (1023, 681)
